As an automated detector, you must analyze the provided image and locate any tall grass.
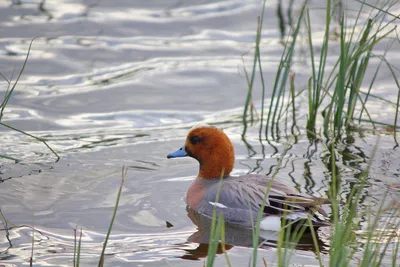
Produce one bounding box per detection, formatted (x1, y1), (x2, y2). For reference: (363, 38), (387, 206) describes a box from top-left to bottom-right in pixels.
(0, 38), (59, 162)
(328, 136), (400, 267)
(242, 0), (267, 137)
(242, 0), (400, 140)
(204, 136), (399, 266)
(242, 0), (305, 140)
(232, 0), (400, 266)
(320, 0), (397, 138)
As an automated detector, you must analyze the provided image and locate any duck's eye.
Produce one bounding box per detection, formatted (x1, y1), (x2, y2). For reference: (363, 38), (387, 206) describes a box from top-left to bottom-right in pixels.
(190, 136), (200, 145)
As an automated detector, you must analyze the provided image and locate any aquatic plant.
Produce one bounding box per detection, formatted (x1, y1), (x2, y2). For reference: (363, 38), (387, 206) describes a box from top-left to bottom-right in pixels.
(242, 0), (400, 141)
(233, 0), (400, 266)
(204, 136), (399, 266)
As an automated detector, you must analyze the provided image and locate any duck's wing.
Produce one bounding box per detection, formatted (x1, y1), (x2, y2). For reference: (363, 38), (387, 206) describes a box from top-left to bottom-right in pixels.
(204, 175), (329, 217)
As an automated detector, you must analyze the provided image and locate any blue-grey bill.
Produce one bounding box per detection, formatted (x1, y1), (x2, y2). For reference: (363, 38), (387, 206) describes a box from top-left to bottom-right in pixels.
(167, 146), (188, 158)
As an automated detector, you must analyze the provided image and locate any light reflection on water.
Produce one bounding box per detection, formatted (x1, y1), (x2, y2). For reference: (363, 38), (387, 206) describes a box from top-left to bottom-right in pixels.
(1, 0), (400, 266)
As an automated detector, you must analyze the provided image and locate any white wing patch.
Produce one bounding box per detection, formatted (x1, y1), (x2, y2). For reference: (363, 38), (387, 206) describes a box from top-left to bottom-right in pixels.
(260, 212), (319, 231)
(259, 216), (281, 231)
(208, 202), (227, 208)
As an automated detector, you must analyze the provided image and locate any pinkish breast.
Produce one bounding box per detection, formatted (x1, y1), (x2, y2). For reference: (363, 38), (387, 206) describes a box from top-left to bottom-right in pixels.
(186, 177), (206, 209)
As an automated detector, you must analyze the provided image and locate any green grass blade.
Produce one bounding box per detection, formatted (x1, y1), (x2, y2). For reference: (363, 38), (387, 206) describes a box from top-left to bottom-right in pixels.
(0, 154), (19, 162)
(266, 2), (306, 139)
(0, 122), (60, 161)
(98, 166), (126, 267)
(0, 38), (36, 121)
(76, 229), (82, 267)
(73, 226), (77, 267)
(219, 215), (232, 267)
(307, 217), (323, 266)
(251, 141), (293, 267)
(206, 170), (225, 267)
(242, 0), (267, 136)
(384, 60), (400, 142)
(258, 20), (267, 140)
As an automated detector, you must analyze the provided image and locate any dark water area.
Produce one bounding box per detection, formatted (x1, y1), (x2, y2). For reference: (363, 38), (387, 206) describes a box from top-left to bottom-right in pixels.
(1, 0), (400, 266)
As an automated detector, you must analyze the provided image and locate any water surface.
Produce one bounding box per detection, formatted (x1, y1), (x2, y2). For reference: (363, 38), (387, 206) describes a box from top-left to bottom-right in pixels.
(1, 0), (400, 266)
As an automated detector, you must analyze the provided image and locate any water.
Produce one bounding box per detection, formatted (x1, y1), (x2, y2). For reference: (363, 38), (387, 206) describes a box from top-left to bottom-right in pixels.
(1, 0), (400, 266)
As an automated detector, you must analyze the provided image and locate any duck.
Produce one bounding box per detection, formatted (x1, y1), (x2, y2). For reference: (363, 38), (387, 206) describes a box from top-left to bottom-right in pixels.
(167, 124), (330, 231)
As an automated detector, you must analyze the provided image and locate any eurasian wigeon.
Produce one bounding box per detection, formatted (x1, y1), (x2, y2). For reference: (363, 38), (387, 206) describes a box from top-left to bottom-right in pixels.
(167, 124), (330, 231)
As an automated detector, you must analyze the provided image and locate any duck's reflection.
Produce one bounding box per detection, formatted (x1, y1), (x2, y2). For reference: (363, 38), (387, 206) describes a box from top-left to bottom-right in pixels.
(181, 207), (328, 261)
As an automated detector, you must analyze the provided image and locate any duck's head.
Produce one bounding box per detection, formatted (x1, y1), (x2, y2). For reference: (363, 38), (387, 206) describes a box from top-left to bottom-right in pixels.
(167, 124), (235, 179)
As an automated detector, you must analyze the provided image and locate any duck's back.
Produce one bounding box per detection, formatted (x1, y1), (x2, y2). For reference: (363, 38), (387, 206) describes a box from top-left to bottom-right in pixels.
(193, 174), (329, 229)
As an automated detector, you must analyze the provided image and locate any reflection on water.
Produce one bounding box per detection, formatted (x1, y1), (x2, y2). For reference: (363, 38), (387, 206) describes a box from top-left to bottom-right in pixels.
(1, 0), (400, 266)
(183, 207), (328, 260)
(0, 205), (331, 265)
(0, 224), (194, 266)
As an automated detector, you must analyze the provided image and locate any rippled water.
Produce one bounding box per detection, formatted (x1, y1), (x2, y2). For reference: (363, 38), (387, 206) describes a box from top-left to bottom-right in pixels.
(1, 0), (400, 266)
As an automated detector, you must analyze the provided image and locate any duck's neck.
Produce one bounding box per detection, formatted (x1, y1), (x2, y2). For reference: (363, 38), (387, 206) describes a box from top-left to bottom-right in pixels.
(199, 163), (230, 179)
(195, 141), (234, 178)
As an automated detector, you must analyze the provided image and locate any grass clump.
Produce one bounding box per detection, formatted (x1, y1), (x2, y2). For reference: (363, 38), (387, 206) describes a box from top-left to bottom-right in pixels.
(236, 0), (400, 266)
(242, 0), (400, 140)
(204, 137), (399, 266)
(327, 138), (399, 267)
